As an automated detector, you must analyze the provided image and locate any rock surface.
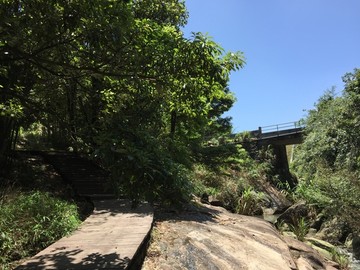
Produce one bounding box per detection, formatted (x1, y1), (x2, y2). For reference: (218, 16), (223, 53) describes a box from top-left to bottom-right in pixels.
(316, 217), (349, 244)
(305, 237), (336, 260)
(251, 178), (292, 213)
(277, 201), (310, 225)
(142, 202), (338, 270)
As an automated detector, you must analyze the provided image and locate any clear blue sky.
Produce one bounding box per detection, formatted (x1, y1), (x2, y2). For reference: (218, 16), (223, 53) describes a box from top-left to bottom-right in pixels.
(182, 0), (360, 132)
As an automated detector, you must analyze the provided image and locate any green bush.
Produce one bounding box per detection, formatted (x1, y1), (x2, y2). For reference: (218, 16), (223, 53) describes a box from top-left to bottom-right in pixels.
(292, 72), (360, 236)
(0, 191), (81, 268)
(295, 179), (333, 209)
(192, 144), (270, 215)
(216, 180), (244, 210)
(192, 164), (266, 215)
(195, 143), (251, 170)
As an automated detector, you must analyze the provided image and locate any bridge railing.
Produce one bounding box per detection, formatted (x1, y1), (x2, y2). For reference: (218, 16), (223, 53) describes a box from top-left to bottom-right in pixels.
(225, 121), (305, 145)
(259, 121), (305, 134)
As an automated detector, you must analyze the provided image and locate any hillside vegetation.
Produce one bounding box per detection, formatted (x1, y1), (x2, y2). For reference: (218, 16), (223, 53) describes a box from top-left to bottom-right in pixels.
(292, 69), (360, 236)
(1, 0), (359, 268)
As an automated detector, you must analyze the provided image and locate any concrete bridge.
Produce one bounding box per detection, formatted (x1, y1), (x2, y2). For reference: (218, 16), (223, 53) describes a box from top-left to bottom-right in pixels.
(250, 122), (305, 188)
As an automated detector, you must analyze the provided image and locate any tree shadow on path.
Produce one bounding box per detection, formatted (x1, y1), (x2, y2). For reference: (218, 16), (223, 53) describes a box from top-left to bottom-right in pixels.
(16, 248), (130, 270)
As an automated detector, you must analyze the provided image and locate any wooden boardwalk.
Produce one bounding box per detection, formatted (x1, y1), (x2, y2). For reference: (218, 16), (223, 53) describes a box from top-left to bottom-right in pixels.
(16, 152), (153, 269)
(17, 199), (153, 270)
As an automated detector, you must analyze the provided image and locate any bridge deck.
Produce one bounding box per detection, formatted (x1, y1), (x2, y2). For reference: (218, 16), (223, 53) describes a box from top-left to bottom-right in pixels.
(259, 127), (303, 139)
(17, 199), (153, 270)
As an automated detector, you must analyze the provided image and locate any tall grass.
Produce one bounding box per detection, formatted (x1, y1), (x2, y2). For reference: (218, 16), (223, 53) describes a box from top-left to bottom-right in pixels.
(0, 191), (81, 269)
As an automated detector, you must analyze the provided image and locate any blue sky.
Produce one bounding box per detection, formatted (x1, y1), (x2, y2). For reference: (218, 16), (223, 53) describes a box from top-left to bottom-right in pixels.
(182, 0), (360, 132)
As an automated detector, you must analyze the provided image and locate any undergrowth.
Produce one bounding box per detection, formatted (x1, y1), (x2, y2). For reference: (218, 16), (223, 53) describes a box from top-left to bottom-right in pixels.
(0, 153), (84, 269)
(192, 143), (270, 215)
(330, 247), (350, 270)
(0, 191), (81, 269)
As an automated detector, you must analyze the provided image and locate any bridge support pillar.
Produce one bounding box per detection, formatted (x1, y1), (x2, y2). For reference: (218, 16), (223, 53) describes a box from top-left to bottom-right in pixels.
(273, 145), (297, 188)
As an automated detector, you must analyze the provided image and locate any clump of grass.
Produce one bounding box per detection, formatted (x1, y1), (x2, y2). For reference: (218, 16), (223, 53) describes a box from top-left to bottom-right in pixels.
(0, 191), (81, 269)
(235, 187), (264, 216)
(289, 217), (309, 241)
(275, 219), (287, 234)
(330, 247), (350, 270)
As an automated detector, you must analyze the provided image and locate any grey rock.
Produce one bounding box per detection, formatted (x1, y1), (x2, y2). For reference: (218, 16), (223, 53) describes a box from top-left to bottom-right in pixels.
(277, 201), (309, 225)
(316, 217), (349, 244)
(352, 235), (360, 260)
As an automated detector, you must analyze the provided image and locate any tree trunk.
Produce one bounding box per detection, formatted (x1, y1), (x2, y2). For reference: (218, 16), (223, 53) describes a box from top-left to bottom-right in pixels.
(170, 111), (177, 138)
(67, 79), (77, 143)
(0, 116), (15, 177)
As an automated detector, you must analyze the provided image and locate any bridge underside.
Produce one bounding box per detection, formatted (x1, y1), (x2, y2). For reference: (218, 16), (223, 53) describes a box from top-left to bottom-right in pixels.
(250, 127), (304, 188)
(256, 133), (303, 146)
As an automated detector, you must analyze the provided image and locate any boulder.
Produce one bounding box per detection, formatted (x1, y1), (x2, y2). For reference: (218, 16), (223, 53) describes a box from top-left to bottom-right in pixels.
(200, 193), (209, 204)
(316, 217), (349, 244)
(309, 213), (326, 231)
(249, 178), (292, 214)
(345, 233), (353, 249)
(306, 237), (336, 252)
(305, 237), (336, 260)
(277, 201), (309, 225)
(295, 256), (314, 270)
(208, 195), (224, 207)
(283, 236), (339, 270)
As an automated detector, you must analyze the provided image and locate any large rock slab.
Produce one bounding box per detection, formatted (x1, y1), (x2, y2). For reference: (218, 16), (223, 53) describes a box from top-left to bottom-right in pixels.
(143, 203), (337, 270)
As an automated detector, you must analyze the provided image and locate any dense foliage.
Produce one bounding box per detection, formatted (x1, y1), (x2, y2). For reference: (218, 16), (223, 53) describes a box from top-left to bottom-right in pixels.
(192, 141), (272, 215)
(0, 0), (245, 203)
(293, 69), (360, 233)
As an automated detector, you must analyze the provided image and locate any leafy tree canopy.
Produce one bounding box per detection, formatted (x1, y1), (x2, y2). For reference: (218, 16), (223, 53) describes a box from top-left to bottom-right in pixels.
(0, 0), (245, 203)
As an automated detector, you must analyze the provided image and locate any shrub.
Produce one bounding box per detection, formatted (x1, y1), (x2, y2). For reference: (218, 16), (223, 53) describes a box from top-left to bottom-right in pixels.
(216, 180), (244, 211)
(195, 143), (251, 171)
(97, 132), (194, 206)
